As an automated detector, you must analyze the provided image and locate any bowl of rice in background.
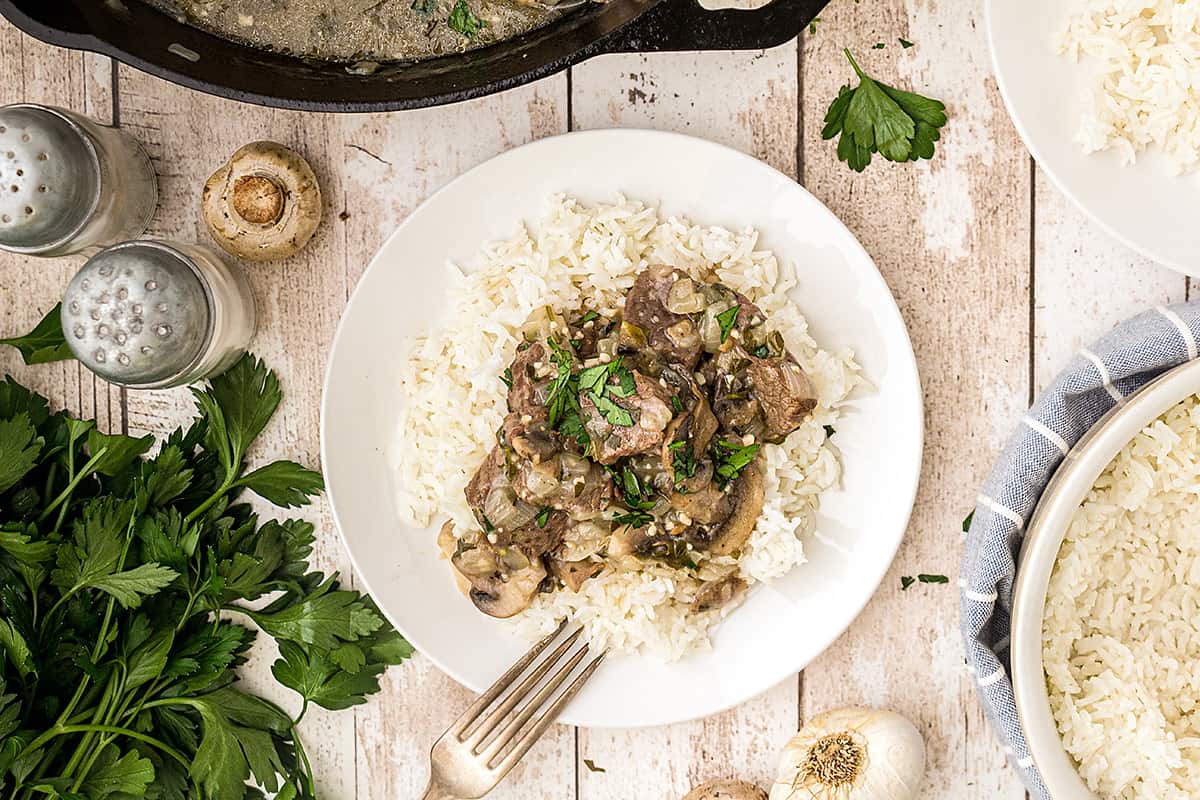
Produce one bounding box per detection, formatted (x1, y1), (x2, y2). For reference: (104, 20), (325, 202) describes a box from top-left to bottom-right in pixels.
(320, 129), (924, 728)
(1012, 358), (1200, 799)
(985, 0), (1200, 275)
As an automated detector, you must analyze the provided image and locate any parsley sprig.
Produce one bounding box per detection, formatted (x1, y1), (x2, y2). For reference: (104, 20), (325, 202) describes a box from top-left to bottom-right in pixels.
(712, 439), (761, 484)
(822, 48), (947, 172)
(0, 355), (410, 799)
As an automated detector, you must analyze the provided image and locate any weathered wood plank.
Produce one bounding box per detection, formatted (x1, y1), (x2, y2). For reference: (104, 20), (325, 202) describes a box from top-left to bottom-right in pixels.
(570, 44), (800, 800)
(799, 1), (1029, 797)
(1032, 168), (1187, 391)
(0, 25), (121, 431)
(116, 63), (574, 799)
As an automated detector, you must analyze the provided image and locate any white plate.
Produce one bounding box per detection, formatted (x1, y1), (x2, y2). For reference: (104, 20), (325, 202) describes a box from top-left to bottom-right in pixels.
(986, 0), (1199, 275)
(320, 129), (923, 728)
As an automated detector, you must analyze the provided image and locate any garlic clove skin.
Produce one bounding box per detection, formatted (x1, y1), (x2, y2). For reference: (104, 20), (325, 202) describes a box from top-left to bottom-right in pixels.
(768, 707), (925, 800)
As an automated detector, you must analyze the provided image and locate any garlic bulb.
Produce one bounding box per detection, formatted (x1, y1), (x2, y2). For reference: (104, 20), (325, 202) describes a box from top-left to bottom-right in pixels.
(768, 707), (925, 800)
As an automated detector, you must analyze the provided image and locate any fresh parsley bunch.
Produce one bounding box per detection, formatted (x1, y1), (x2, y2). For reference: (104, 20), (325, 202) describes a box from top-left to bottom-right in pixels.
(0, 354), (411, 800)
(822, 49), (948, 172)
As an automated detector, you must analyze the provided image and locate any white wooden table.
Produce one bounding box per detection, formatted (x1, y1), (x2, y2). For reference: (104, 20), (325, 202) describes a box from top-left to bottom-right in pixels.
(0, 2), (1188, 797)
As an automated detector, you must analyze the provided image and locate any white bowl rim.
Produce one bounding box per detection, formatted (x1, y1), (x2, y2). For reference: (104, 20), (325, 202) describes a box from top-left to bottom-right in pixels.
(1011, 358), (1200, 798)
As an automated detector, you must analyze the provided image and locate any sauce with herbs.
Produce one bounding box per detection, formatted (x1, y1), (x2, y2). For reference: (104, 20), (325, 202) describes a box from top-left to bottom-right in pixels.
(142, 0), (560, 63)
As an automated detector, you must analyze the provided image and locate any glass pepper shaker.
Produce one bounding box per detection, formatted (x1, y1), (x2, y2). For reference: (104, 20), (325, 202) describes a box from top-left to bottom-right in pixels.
(0, 104), (157, 257)
(61, 241), (256, 389)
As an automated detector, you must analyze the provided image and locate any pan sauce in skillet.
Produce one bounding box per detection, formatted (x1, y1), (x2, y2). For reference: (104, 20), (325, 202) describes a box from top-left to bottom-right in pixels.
(142, 0), (562, 63)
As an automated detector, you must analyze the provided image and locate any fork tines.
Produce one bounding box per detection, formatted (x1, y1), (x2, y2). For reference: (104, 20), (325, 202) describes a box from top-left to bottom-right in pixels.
(453, 623), (604, 772)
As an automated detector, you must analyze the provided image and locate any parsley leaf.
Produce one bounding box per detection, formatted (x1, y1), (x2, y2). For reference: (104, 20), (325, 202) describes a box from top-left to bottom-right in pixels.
(535, 507), (551, 528)
(0, 303), (72, 365)
(712, 439), (761, 483)
(613, 510), (653, 528)
(918, 573), (949, 585)
(823, 49), (947, 172)
(544, 338), (576, 427)
(0, 413), (42, 494)
(448, 0), (486, 37)
(590, 392), (633, 427)
(823, 425), (836, 438)
(716, 305), (740, 343)
(581, 311), (600, 324)
(962, 510), (974, 532)
(500, 367), (513, 389)
(900, 575), (915, 591)
(234, 460), (325, 508)
(900, 37), (914, 48)
(583, 758), (606, 773)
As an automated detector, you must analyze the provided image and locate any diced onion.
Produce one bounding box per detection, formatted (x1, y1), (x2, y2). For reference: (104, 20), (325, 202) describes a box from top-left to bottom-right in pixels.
(484, 487), (538, 531)
(666, 277), (705, 314)
(700, 301), (733, 353)
(456, 547), (497, 577)
(561, 521), (609, 560)
(521, 461), (560, 501)
(665, 319), (700, 350)
(620, 321), (647, 349)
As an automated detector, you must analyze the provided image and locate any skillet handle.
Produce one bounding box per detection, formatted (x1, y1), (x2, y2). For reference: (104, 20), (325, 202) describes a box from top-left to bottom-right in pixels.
(595, 0), (829, 53)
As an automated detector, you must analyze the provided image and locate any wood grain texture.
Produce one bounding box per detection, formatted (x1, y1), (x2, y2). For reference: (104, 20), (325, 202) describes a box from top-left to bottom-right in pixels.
(798, 1), (1029, 797)
(571, 45), (799, 800)
(0, 29), (121, 430)
(1032, 167), (1187, 392)
(115, 63), (575, 800)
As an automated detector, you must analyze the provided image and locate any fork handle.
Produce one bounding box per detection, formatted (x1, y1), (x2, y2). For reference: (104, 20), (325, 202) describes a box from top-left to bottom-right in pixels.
(421, 780), (458, 800)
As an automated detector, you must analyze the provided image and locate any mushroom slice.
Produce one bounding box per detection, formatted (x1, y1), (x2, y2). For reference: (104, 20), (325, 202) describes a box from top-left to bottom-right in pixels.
(450, 539), (546, 618)
(202, 141), (322, 262)
(687, 461), (765, 557)
(682, 779), (767, 800)
(691, 576), (748, 613)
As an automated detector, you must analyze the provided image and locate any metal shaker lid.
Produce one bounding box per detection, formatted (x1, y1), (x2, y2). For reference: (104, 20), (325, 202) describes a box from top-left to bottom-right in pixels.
(62, 241), (213, 387)
(0, 105), (100, 253)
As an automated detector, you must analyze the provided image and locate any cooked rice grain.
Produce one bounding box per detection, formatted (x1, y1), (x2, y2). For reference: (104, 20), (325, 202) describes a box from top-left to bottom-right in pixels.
(1045, 394), (1200, 799)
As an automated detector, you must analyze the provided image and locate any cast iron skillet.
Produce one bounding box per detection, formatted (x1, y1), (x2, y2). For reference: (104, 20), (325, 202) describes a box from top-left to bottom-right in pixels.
(0, 0), (828, 112)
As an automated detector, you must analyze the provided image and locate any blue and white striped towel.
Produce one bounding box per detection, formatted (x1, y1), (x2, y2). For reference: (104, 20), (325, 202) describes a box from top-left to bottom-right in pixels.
(960, 303), (1200, 797)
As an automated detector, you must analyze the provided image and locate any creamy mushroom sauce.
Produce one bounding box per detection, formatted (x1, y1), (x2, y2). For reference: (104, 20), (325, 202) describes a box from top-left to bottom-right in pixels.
(443, 265), (821, 619)
(141, 0), (561, 63)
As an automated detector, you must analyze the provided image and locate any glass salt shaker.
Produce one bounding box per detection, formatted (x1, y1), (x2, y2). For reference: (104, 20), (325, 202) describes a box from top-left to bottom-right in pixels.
(61, 241), (256, 389)
(0, 104), (156, 257)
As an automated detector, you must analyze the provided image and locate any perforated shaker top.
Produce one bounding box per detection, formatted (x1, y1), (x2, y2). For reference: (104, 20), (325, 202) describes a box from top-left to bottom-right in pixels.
(62, 242), (213, 387)
(0, 105), (100, 252)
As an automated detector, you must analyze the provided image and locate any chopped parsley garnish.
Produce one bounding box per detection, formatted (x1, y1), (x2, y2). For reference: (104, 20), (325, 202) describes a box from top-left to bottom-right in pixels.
(613, 510), (654, 528)
(500, 367), (513, 389)
(643, 537), (697, 570)
(590, 393), (633, 427)
(670, 439), (698, 488)
(608, 364), (636, 398)
(824, 425), (836, 438)
(535, 507), (552, 528)
(872, 42), (886, 49)
(583, 759), (606, 773)
(962, 510), (974, 532)
(481, 514), (494, 533)
(613, 466), (655, 511)
(671, 395), (684, 413)
(447, 0), (486, 37)
(899, 37), (914, 48)
(901, 573), (949, 589)
(716, 305), (740, 343)
(753, 344), (770, 358)
(713, 439), (760, 483)
(544, 338), (575, 426)
(578, 362), (609, 395)
(581, 311), (601, 324)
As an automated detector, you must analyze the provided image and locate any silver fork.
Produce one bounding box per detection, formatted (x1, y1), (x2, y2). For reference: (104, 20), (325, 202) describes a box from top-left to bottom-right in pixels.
(421, 624), (606, 800)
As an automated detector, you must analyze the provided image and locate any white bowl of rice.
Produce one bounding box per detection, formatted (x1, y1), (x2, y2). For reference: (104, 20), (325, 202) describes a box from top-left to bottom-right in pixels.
(1012, 358), (1200, 799)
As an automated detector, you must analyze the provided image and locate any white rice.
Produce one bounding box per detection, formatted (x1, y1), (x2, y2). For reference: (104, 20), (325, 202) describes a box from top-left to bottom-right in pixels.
(1044, 394), (1200, 799)
(393, 195), (861, 661)
(1056, 0), (1200, 174)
